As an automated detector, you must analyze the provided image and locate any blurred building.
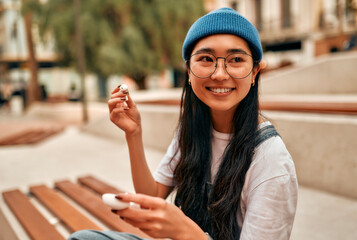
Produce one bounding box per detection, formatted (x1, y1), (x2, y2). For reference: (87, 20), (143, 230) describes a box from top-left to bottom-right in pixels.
(0, 0), (356, 100)
(205, 0), (357, 69)
(0, 0), (56, 74)
(0, 0), (89, 103)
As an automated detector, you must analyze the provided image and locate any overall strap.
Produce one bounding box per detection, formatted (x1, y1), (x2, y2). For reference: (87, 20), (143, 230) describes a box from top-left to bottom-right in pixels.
(255, 125), (280, 149)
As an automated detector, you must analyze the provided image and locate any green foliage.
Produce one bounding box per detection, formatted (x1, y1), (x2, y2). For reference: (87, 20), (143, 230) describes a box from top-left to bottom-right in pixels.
(22, 0), (204, 88)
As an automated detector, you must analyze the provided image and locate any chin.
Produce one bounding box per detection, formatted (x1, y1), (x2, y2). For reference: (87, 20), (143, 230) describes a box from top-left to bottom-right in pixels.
(209, 103), (238, 113)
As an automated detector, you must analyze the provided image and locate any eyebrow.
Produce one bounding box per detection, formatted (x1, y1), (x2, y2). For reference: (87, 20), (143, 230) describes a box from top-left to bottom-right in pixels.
(227, 48), (249, 54)
(194, 48), (215, 54)
(193, 48), (249, 55)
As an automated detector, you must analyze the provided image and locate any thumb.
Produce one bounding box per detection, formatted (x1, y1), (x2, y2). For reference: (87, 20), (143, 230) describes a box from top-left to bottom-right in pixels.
(125, 94), (136, 108)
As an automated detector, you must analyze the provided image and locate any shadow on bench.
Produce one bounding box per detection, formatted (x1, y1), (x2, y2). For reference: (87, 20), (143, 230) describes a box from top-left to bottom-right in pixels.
(1, 176), (153, 240)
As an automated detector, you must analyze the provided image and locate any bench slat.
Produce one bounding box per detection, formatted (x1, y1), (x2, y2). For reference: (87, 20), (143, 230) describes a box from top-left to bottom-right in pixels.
(30, 184), (102, 232)
(260, 100), (357, 114)
(0, 207), (19, 240)
(55, 180), (150, 238)
(78, 175), (123, 195)
(2, 189), (65, 240)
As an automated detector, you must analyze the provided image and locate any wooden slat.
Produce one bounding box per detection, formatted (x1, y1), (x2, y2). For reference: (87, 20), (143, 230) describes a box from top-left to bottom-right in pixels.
(136, 99), (180, 106)
(30, 184), (102, 232)
(24, 130), (55, 144)
(12, 131), (44, 145)
(260, 100), (357, 115)
(55, 180), (150, 238)
(0, 207), (19, 240)
(2, 189), (64, 240)
(0, 127), (64, 146)
(78, 175), (124, 195)
(0, 130), (35, 145)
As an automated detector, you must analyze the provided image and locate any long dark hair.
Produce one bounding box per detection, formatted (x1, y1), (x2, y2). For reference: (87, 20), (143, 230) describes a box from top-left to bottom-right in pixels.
(173, 58), (261, 239)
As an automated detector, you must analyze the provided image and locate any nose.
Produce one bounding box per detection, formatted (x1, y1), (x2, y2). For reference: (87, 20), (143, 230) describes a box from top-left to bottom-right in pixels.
(211, 58), (229, 80)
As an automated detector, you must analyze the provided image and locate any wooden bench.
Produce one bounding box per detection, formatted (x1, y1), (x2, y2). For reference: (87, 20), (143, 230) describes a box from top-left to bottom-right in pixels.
(0, 126), (64, 146)
(1, 175), (152, 240)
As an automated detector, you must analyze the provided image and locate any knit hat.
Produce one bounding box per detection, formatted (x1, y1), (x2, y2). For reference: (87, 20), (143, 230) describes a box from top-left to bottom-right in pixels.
(182, 8), (262, 61)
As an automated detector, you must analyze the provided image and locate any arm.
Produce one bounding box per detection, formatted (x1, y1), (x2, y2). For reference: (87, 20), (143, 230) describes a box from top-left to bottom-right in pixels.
(125, 131), (173, 198)
(108, 87), (172, 198)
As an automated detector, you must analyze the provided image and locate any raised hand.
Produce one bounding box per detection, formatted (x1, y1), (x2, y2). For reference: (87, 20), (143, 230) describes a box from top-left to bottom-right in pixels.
(108, 85), (141, 136)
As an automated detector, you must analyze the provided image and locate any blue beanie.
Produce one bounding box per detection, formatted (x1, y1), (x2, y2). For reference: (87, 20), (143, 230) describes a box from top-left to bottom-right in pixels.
(182, 8), (262, 61)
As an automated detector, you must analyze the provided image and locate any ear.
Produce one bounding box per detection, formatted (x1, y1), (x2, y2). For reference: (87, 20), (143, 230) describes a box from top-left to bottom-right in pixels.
(251, 62), (261, 80)
(185, 60), (190, 73)
(186, 60), (193, 81)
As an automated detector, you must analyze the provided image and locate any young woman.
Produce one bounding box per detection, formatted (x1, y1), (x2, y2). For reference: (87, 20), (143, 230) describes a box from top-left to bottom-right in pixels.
(69, 7), (298, 240)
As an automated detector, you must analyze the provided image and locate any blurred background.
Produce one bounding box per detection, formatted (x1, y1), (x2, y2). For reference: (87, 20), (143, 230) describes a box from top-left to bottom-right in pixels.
(0, 0), (357, 239)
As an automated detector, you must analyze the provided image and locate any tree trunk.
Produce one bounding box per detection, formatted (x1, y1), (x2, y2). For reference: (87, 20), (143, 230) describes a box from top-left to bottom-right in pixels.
(74, 0), (89, 123)
(23, 8), (40, 105)
(336, 0), (343, 35)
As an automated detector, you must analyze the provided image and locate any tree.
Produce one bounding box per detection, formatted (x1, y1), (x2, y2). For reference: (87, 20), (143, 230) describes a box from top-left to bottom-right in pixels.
(22, 0), (204, 92)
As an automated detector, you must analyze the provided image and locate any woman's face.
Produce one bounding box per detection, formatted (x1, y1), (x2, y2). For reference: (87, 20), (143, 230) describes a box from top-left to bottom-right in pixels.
(187, 34), (260, 116)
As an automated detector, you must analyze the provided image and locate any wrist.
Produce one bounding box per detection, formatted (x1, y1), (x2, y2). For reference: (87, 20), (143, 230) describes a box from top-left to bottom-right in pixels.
(175, 216), (208, 240)
(125, 127), (142, 140)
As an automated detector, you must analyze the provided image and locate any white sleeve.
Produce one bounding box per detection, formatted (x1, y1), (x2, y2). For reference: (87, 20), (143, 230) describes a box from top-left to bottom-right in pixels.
(239, 137), (298, 240)
(240, 174), (298, 240)
(153, 136), (180, 187)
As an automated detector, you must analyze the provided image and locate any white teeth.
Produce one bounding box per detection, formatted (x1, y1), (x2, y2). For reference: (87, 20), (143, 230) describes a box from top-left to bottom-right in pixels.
(209, 88), (232, 93)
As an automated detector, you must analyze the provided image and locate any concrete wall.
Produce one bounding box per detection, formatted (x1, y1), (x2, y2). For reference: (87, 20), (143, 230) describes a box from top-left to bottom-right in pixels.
(261, 52), (357, 94)
(82, 104), (180, 152)
(264, 111), (357, 200)
(83, 103), (357, 200)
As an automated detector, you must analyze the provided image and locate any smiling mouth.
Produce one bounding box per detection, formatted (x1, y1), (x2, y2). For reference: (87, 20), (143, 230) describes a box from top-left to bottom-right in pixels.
(207, 87), (235, 93)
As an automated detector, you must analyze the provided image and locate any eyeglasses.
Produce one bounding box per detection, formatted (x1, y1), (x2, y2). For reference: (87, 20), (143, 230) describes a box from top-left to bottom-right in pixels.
(188, 52), (257, 79)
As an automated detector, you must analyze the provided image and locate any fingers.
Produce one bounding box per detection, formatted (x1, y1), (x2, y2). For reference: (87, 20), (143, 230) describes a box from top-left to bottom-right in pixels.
(111, 84), (127, 94)
(125, 94), (136, 108)
(108, 98), (128, 112)
(116, 193), (166, 210)
(114, 193), (167, 222)
(110, 91), (128, 100)
(111, 86), (119, 95)
(109, 85), (136, 110)
(108, 85), (131, 112)
(111, 84), (129, 97)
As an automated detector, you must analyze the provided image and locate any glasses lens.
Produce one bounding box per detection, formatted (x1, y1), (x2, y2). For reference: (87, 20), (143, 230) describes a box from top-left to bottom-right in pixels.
(226, 53), (254, 79)
(189, 53), (255, 79)
(189, 53), (216, 78)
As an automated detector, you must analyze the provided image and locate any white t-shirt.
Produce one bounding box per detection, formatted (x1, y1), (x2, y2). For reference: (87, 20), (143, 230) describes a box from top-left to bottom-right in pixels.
(154, 121), (298, 240)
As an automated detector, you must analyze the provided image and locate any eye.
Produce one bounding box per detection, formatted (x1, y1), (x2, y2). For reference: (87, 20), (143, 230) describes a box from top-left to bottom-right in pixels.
(199, 55), (214, 62)
(229, 56), (243, 63)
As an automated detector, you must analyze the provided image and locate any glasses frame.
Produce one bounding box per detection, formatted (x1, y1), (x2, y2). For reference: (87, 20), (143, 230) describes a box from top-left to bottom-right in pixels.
(187, 52), (259, 79)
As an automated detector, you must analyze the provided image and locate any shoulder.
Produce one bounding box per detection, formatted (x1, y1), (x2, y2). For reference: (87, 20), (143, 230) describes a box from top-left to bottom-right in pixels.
(245, 130), (297, 195)
(240, 136), (298, 238)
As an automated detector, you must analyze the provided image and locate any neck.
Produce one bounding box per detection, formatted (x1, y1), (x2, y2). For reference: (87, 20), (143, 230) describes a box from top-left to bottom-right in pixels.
(210, 109), (235, 133)
(211, 110), (264, 133)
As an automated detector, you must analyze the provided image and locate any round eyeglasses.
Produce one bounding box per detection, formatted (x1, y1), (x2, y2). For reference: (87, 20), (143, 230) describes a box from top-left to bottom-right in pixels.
(188, 52), (257, 79)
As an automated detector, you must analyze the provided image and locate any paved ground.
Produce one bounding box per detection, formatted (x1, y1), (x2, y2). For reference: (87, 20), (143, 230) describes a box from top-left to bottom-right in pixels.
(0, 102), (357, 240)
